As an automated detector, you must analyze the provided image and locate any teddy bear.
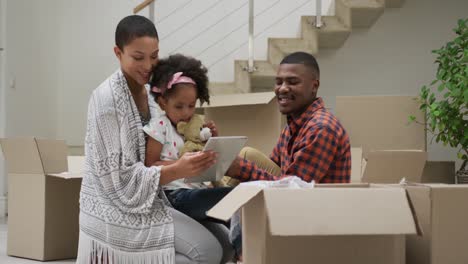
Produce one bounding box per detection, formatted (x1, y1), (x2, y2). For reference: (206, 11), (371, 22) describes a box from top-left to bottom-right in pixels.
(176, 114), (212, 156)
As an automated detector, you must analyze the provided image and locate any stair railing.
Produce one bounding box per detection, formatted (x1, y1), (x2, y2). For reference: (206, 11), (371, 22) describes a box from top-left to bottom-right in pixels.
(134, 0), (156, 22)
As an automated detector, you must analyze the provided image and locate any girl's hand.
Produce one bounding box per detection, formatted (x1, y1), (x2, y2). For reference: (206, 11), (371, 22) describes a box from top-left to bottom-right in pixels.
(203, 120), (219, 137)
(174, 151), (217, 178)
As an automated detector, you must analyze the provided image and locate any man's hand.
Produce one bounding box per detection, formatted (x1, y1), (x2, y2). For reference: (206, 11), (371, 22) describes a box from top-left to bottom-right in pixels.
(226, 156), (242, 179)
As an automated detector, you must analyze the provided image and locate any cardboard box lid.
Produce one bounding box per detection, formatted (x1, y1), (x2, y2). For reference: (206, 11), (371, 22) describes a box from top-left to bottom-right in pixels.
(207, 185), (265, 221)
(47, 172), (83, 179)
(208, 185), (418, 236)
(0, 138), (44, 174)
(362, 150), (427, 183)
(0, 138), (77, 178)
(35, 138), (68, 174)
(201, 92), (276, 108)
(47, 155), (84, 179)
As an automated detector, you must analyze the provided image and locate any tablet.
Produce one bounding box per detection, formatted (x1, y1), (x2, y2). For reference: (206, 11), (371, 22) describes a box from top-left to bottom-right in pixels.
(185, 136), (248, 183)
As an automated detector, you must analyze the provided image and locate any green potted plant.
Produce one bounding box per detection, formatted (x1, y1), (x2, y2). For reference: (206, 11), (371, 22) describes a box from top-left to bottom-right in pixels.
(410, 18), (467, 183)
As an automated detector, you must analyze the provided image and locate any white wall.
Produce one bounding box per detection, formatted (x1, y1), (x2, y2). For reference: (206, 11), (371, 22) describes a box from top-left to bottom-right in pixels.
(54, 0), (140, 145)
(5, 0), (60, 139)
(316, 0), (468, 169)
(0, 0), (7, 216)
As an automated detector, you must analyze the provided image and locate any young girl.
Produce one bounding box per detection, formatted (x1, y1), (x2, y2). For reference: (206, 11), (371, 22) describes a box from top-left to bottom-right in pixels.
(143, 54), (237, 260)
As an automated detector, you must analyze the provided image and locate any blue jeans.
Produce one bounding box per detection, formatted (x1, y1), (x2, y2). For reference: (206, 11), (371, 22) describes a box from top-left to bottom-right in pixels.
(165, 187), (233, 223)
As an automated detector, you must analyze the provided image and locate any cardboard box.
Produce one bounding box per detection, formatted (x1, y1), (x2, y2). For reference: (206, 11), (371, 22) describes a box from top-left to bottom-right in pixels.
(350, 147), (363, 183)
(0, 138), (83, 261)
(421, 161), (455, 184)
(208, 183), (419, 264)
(361, 150), (427, 183)
(201, 92), (285, 155)
(405, 183), (468, 264)
(335, 96), (426, 155)
(350, 149), (427, 184)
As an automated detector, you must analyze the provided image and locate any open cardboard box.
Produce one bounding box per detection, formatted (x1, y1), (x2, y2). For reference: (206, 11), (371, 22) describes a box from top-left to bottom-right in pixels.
(208, 183), (421, 264)
(351, 148), (427, 184)
(403, 183), (468, 264)
(201, 92), (285, 155)
(0, 137), (83, 261)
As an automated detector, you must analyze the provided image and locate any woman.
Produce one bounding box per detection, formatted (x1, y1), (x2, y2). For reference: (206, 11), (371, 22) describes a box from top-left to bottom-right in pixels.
(77, 15), (224, 264)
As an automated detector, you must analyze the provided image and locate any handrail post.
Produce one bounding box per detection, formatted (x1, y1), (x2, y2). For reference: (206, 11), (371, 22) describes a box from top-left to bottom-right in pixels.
(315, 0), (323, 28)
(244, 0), (256, 73)
(149, 1), (155, 22)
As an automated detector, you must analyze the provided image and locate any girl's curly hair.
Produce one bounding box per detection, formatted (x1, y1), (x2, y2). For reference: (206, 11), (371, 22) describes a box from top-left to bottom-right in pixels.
(150, 54), (210, 105)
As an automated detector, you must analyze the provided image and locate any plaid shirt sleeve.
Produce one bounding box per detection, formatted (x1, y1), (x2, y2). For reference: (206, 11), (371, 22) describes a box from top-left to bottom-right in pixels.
(270, 137), (281, 165)
(238, 124), (341, 183)
(286, 125), (339, 183)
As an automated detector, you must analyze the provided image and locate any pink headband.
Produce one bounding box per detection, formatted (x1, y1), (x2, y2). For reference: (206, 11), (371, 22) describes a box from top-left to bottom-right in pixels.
(152, 72), (196, 94)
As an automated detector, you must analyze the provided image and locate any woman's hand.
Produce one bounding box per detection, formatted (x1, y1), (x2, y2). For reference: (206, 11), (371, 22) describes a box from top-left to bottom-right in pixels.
(203, 120), (219, 137)
(176, 151), (217, 178)
(160, 151), (217, 184)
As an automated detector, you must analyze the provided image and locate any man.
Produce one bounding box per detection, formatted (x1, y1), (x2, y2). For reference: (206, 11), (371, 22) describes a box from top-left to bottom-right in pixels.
(227, 51), (351, 184)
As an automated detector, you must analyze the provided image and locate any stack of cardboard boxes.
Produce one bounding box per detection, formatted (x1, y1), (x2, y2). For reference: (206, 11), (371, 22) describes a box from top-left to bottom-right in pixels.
(336, 96), (455, 185)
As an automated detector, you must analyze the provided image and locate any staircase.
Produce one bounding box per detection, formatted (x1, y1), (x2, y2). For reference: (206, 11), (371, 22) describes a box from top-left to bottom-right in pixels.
(209, 0), (405, 95)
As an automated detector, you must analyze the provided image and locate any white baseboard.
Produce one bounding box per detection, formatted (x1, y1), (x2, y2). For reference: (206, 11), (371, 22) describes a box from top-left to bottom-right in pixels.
(0, 196), (7, 217)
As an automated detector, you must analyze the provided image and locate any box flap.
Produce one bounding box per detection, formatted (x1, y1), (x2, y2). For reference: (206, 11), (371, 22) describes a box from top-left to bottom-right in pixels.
(350, 147), (363, 183)
(35, 139), (68, 174)
(47, 172), (83, 179)
(206, 185), (264, 221)
(335, 96), (426, 155)
(362, 150), (427, 183)
(201, 92), (276, 108)
(0, 138), (44, 174)
(262, 188), (417, 236)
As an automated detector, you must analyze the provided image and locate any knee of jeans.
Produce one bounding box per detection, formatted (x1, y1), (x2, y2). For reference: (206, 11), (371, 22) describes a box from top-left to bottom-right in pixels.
(199, 235), (223, 264)
(240, 146), (257, 160)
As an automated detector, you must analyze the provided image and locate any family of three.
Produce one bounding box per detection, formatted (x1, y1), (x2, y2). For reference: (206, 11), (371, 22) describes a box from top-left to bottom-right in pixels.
(77, 15), (351, 264)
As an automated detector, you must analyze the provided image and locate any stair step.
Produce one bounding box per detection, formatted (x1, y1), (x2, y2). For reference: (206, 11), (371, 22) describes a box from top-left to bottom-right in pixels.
(271, 38), (318, 55)
(342, 0), (383, 8)
(249, 60), (276, 92)
(268, 37), (318, 66)
(302, 16), (351, 48)
(237, 60), (276, 77)
(336, 0), (384, 28)
(232, 60), (276, 93)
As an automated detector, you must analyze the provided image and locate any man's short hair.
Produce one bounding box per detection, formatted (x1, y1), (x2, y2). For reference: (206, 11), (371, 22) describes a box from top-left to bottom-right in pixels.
(280, 51), (320, 78)
(115, 15), (159, 50)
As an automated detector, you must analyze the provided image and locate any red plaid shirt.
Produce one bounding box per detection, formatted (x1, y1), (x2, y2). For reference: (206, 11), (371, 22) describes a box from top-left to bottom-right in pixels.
(239, 98), (351, 183)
